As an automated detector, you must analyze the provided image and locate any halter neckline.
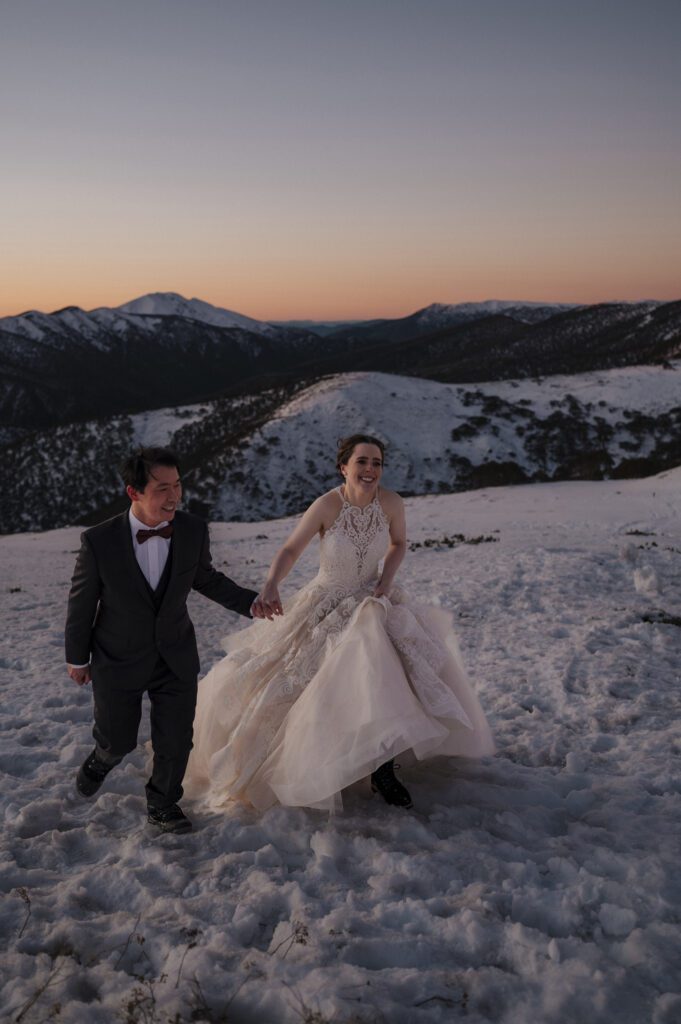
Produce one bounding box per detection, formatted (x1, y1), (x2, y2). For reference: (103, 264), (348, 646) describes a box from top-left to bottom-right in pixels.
(337, 485), (380, 512)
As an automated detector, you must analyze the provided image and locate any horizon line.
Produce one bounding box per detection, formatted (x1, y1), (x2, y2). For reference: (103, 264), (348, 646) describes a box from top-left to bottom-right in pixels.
(2, 292), (676, 324)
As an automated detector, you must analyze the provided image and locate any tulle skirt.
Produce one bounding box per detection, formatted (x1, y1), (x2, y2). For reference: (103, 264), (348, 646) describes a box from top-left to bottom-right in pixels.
(185, 579), (495, 812)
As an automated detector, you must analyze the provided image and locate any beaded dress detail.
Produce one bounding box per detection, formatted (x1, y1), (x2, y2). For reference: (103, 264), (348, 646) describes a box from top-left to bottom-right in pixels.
(187, 488), (494, 811)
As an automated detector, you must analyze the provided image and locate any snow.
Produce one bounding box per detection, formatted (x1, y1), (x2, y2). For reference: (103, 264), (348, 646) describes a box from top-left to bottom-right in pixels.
(0, 307), (160, 352)
(0, 310), (63, 343)
(487, 362), (681, 414)
(113, 292), (275, 336)
(0, 319), (39, 343)
(128, 404), (212, 448)
(414, 300), (578, 327)
(212, 365), (681, 521)
(0, 293), (275, 354)
(1, 469), (680, 1022)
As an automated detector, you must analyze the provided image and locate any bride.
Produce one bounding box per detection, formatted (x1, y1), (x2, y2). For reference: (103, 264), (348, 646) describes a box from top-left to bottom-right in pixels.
(187, 434), (494, 812)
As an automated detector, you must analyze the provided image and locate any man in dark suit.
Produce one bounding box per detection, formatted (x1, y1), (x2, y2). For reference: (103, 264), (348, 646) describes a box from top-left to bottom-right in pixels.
(65, 446), (261, 833)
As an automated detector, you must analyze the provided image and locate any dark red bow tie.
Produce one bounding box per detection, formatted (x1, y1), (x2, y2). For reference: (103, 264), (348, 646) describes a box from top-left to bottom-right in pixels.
(136, 524), (173, 544)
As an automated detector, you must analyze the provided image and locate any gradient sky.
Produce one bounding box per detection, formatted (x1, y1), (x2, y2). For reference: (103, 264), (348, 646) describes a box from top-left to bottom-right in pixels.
(2, 0), (680, 320)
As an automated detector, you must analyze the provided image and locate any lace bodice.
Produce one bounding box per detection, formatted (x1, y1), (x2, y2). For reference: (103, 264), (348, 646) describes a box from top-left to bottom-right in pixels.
(316, 488), (390, 591)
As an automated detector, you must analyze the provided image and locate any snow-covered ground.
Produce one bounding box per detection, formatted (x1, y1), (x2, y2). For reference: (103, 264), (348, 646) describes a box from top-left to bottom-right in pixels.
(1, 471), (680, 1023)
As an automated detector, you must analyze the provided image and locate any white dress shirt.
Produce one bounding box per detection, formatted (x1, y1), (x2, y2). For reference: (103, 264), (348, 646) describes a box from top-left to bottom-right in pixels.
(129, 509), (171, 590)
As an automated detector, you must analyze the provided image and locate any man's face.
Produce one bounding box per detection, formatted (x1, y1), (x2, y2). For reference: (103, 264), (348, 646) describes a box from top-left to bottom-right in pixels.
(127, 464), (182, 527)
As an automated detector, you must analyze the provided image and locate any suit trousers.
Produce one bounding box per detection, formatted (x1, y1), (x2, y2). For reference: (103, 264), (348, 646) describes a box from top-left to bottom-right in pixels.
(91, 657), (198, 810)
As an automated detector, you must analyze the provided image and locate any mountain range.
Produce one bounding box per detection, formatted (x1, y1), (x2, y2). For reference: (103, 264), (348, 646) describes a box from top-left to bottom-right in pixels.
(2, 292), (679, 440)
(2, 291), (680, 533)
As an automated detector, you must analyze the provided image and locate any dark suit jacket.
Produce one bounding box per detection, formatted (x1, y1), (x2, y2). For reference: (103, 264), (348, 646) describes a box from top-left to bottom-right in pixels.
(65, 510), (257, 686)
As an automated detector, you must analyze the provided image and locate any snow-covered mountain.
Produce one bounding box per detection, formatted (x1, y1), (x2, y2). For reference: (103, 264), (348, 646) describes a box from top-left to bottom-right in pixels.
(0, 304), (158, 349)
(0, 297), (321, 434)
(2, 365), (679, 533)
(2, 294), (680, 438)
(321, 301), (681, 385)
(4, 292), (276, 341)
(412, 300), (579, 329)
(114, 291), (277, 335)
(274, 303), (576, 335)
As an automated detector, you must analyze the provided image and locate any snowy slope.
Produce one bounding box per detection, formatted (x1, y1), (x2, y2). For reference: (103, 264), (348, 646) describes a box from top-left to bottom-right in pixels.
(0, 385), (290, 533)
(1, 472), (680, 1023)
(2, 363), (680, 534)
(210, 365), (681, 521)
(0, 306), (161, 348)
(127, 403), (213, 447)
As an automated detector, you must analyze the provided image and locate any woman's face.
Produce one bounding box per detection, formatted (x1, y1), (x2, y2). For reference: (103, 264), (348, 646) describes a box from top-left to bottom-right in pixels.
(341, 443), (383, 494)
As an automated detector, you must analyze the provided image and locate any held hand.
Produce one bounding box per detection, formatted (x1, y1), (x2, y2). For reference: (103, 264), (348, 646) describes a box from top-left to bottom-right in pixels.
(67, 664), (91, 685)
(252, 583), (284, 621)
(372, 580), (391, 599)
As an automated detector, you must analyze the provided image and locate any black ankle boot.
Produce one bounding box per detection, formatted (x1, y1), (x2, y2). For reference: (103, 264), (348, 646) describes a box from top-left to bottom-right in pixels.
(147, 804), (192, 834)
(371, 759), (413, 808)
(76, 749), (117, 798)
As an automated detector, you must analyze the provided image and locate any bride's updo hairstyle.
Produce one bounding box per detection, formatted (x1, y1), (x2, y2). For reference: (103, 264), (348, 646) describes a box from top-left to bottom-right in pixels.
(336, 434), (386, 476)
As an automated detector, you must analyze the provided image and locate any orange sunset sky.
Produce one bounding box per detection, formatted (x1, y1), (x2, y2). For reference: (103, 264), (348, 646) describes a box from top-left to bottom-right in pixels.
(2, 0), (680, 321)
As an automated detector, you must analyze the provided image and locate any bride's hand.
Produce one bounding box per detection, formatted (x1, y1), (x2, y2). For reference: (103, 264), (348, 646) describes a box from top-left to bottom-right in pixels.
(252, 582), (284, 620)
(372, 580), (391, 599)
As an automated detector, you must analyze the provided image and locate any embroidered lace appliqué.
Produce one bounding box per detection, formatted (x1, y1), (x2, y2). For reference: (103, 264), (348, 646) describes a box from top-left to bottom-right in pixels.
(319, 490), (390, 589)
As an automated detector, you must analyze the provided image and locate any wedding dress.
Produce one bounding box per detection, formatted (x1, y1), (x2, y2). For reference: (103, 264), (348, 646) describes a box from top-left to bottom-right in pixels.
(186, 489), (494, 812)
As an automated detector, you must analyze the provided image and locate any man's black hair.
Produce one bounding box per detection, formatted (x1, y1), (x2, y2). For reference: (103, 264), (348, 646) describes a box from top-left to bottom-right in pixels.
(120, 447), (181, 493)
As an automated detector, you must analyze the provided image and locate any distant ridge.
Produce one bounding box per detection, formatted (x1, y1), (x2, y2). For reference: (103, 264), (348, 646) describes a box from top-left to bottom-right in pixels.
(0, 293), (679, 437)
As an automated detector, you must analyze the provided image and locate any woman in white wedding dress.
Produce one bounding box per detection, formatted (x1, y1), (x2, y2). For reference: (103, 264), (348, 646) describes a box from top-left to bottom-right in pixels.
(187, 435), (494, 813)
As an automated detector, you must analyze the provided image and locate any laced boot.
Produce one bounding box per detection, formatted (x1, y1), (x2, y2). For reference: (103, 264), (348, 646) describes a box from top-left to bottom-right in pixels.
(371, 759), (413, 808)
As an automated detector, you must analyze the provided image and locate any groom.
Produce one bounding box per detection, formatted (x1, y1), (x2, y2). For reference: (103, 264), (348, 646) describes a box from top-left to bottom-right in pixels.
(65, 446), (260, 833)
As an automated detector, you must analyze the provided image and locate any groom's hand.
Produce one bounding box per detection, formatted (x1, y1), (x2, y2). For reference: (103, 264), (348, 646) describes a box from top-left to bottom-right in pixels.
(67, 664), (91, 685)
(251, 584), (283, 620)
(251, 597), (281, 620)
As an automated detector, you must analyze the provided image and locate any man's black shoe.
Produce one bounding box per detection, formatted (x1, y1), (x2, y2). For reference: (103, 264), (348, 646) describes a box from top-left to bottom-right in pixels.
(147, 804), (192, 834)
(76, 749), (116, 798)
(371, 759), (413, 809)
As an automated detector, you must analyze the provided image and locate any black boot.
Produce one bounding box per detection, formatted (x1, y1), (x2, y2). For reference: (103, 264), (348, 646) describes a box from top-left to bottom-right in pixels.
(75, 749), (117, 798)
(147, 804), (192, 834)
(371, 759), (413, 808)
